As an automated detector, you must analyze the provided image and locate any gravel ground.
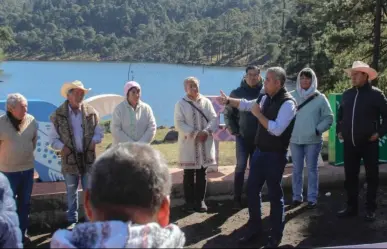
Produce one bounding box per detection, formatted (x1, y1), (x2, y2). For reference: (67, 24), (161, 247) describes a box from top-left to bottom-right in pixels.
(28, 185), (387, 248)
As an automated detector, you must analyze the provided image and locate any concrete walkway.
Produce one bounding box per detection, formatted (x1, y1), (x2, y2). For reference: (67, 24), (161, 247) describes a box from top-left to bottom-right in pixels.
(29, 163), (387, 228)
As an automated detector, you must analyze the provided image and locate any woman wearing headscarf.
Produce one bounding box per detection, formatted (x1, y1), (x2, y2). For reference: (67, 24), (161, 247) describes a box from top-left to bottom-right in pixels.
(290, 68), (333, 208)
(111, 81), (157, 145)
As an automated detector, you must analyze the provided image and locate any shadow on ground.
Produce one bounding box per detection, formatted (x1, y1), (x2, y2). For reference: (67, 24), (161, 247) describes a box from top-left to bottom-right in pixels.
(200, 196), (308, 248)
(170, 201), (241, 247)
(294, 186), (387, 248)
(28, 185), (387, 248)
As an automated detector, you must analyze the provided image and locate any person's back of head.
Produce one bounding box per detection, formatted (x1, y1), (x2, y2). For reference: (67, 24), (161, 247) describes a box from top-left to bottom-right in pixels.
(51, 142), (185, 248)
(0, 172), (23, 248)
(85, 142), (172, 225)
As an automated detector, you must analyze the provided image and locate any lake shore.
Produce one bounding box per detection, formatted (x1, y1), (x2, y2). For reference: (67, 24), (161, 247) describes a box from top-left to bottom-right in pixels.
(5, 52), (250, 68)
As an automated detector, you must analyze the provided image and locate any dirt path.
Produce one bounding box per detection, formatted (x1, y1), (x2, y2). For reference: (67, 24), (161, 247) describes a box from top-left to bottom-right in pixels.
(29, 185), (387, 248)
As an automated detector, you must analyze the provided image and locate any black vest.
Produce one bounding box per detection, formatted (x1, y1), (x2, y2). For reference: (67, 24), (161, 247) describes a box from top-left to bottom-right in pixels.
(254, 88), (296, 152)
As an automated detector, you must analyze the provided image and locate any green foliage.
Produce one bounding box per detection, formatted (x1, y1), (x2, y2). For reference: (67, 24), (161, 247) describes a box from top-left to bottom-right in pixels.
(1, 0), (386, 96)
(280, 0), (387, 94)
(1, 0), (291, 66)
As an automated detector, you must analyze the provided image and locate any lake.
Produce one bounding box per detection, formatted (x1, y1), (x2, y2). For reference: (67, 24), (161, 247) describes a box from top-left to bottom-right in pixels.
(0, 61), (294, 126)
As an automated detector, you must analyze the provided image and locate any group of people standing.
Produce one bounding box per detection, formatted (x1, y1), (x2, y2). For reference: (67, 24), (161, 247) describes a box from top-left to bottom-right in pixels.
(0, 60), (386, 248)
(219, 65), (333, 247)
(216, 60), (387, 247)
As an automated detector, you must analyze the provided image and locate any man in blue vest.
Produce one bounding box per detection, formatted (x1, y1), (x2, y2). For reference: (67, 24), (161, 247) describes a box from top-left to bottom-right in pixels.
(218, 67), (296, 248)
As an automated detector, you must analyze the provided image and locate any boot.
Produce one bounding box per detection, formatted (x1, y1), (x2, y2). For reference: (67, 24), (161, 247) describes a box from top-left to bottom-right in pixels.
(233, 172), (245, 209)
(337, 206), (358, 218)
(183, 169), (195, 213)
(195, 167), (208, 212)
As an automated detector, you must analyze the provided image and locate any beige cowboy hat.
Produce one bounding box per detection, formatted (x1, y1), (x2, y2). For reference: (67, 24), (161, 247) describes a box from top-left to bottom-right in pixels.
(344, 61), (378, 80)
(60, 80), (91, 98)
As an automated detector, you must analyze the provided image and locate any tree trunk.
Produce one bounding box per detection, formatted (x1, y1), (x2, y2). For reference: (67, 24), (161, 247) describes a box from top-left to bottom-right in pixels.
(308, 37), (312, 65)
(372, 0), (382, 85)
(282, 0), (286, 32)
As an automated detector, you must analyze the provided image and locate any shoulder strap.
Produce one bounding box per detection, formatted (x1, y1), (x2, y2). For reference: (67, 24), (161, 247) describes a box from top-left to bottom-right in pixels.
(183, 98), (209, 123)
(297, 93), (319, 111)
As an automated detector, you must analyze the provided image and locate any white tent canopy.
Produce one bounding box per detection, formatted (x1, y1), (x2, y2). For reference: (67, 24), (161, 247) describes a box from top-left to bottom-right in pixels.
(84, 94), (124, 118)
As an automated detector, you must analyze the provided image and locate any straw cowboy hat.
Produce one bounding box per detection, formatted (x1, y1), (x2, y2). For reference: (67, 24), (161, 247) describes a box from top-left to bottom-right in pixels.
(60, 80), (91, 98)
(344, 61), (378, 80)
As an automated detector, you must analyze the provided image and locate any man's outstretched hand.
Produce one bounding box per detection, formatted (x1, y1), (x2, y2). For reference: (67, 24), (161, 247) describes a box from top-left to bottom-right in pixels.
(217, 90), (229, 105)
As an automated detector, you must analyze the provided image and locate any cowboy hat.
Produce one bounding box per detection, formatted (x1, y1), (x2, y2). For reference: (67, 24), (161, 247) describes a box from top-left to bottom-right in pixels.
(60, 80), (91, 98)
(344, 61), (378, 80)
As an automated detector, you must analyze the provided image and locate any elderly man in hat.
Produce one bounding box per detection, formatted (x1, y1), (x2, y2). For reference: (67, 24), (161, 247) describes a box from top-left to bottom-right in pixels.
(49, 80), (104, 229)
(337, 61), (387, 221)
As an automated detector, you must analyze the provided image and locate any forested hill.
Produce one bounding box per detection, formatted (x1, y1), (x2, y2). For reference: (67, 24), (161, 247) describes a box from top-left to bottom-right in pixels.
(0, 0), (293, 66)
(1, 0), (386, 93)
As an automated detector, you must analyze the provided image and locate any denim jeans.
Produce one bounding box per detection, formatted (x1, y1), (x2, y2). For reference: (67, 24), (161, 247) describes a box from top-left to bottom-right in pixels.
(247, 149), (287, 240)
(290, 142), (323, 203)
(234, 136), (255, 201)
(63, 173), (88, 223)
(2, 168), (34, 236)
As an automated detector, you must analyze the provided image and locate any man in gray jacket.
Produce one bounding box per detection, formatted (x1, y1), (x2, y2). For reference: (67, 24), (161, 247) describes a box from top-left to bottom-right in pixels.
(224, 65), (264, 209)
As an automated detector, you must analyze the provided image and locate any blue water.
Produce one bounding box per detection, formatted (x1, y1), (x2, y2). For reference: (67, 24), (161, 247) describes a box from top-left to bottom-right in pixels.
(0, 61), (264, 125)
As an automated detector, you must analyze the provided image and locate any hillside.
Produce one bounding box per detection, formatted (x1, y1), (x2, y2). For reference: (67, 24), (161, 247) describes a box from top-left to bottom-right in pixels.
(0, 0), (293, 67)
(1, 0), (386, 93)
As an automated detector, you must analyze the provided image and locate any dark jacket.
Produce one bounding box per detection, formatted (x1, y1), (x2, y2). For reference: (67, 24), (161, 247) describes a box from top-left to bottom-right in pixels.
(224, 79), (263, 146)
(0, 173), (23, 248)
(337, 83), (387, 146)
(255, 88), (296, 152)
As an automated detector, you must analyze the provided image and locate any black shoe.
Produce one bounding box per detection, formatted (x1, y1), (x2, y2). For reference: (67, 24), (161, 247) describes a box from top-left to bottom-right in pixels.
(263, 236), (281, 248)
(183, 203), (195, 214)
(365, 210), (376, 222)
(337, 207), (358, 218)
(239, 231), (260, 245)
(196, 201), (208, 213)
(291, 200), (302, 208)
(307, 202), (317, 209)
(22, 235), (32, 245)
(233, 199), (243, 210)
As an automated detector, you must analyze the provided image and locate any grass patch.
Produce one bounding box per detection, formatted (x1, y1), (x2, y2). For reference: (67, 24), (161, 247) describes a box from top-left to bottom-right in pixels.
(96, 128), (329, 168)
(96, 128), (236, 167)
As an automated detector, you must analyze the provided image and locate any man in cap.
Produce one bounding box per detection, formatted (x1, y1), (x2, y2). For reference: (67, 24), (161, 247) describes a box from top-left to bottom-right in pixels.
(49, 80), (104, 229)
(337, 61), (387, 221)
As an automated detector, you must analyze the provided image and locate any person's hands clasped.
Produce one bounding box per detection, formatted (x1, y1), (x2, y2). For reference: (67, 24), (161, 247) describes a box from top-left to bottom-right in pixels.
(196, 130), (209, 142)
(61, 146), (71, 157)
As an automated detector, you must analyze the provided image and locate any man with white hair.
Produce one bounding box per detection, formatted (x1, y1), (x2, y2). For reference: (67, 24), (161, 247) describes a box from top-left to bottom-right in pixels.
(0, 93), (38, 244)
(49, 80), (104, 229)
(218, 67), (297, 248)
